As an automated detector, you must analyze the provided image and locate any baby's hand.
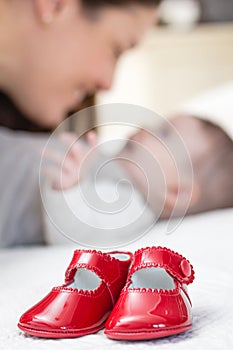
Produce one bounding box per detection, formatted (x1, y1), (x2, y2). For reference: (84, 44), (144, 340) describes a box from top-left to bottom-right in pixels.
(41, 131), (97, 190)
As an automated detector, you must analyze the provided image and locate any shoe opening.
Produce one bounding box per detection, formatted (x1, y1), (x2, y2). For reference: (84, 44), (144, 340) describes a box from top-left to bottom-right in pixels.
(68, 268), (101, 291)
(130, 267), (175, 290)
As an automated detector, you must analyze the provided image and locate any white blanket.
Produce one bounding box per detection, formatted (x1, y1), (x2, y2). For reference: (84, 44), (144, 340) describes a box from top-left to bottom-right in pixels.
(1, 208), (233, 350)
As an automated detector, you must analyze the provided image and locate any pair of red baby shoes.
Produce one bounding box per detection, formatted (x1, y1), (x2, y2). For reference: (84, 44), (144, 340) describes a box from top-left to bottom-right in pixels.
(18, 246), (195, 340)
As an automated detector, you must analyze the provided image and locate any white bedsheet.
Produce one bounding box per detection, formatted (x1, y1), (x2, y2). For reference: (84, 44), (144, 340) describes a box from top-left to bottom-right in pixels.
(1, 208), (233, 350)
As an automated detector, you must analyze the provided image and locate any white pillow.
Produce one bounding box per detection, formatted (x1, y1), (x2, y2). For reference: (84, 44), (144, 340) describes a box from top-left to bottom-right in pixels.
(178, 80), (233, 139)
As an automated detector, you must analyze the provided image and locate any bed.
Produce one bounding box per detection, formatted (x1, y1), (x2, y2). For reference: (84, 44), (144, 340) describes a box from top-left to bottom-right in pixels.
(1, 207), (233, 350)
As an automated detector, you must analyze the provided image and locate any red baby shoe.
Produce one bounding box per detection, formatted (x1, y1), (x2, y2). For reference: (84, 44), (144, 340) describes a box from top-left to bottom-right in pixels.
(18, 249), (132, 338)
(105, 246), (195, 340)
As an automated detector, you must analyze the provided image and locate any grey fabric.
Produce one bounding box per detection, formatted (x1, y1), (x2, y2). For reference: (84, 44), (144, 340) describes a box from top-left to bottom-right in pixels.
(0, 127), (49, 247)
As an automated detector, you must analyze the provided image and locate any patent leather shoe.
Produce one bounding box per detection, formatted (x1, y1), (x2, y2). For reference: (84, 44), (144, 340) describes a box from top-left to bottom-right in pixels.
(105, 246), (195, 340)
(18, 249), (132, 338)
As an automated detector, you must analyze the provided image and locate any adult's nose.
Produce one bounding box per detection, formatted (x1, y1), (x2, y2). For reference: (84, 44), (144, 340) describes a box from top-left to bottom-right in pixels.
(96, 60), (115, 91)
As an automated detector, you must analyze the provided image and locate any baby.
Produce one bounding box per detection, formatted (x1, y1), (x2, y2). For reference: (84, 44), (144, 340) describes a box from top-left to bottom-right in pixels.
(117, 115), (233, 219)
(46, 114), (233, 221)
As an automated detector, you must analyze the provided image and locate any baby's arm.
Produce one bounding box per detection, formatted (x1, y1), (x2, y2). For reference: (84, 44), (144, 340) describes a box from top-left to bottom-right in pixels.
(42, 131), (97, 190)
(43, 150), (156, 246)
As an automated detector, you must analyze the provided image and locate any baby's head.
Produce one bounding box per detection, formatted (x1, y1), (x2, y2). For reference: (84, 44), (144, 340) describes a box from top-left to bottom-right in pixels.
(118, 115), (233, 219)
(185, 116), (233, 215)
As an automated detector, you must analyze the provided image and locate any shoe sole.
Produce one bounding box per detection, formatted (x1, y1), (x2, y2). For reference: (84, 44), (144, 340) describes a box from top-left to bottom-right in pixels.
(18, 322), (105, 339)
(104, 324), (192, 340)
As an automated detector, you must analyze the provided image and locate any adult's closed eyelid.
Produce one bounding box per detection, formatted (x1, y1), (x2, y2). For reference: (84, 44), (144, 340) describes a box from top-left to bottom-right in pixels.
(156, 126), (170, 139)
(113, 48), (122, 59)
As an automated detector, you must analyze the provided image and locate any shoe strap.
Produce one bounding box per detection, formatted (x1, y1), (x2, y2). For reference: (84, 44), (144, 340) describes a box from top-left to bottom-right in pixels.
(65, 249), (132, 304)
(129, 246), (195, 285)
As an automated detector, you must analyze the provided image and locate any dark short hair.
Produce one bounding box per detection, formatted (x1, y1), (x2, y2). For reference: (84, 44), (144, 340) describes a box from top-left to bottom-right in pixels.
(82, 0), (162, 8)
(191, 117), (233, 213)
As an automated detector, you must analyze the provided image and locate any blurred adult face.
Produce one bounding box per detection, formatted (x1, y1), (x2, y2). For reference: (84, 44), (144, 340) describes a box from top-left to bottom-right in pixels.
(8, 1), (156, 127)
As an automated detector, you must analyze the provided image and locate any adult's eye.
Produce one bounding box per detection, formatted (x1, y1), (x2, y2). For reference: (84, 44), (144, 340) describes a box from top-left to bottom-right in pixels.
(113, 46), (122, 59)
